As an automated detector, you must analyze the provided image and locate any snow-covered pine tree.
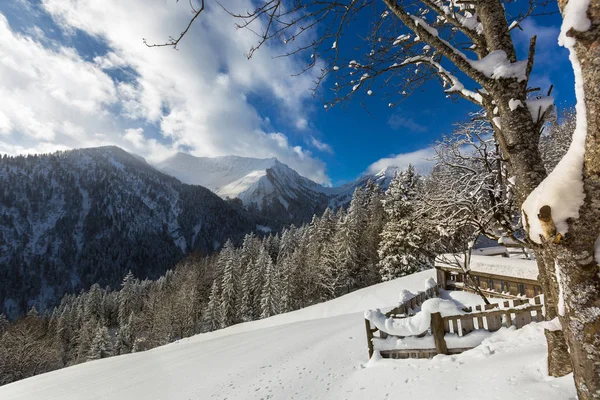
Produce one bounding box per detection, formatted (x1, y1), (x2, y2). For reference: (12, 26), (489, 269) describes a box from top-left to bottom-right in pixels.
(238, 233), (262, 322)
(276, 226), (298, 313)
(316, 208), (340, 300)
(84, 284), (103, 324)
(75, 320), (96, 363)
(203, 280), (222, 332)
(118, 271), (139, 327)
(364, 180), (387, 284)
(87, 325), (114, 361)
(219, 242), (240, 328)
(378, 166), (431, 281)
(259, 247), (279, 319)
(337, 188), (370, 292)
(115, 312), (134, 355)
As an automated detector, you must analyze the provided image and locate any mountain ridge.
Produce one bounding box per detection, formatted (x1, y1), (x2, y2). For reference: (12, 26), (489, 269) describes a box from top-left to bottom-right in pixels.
(0, 146), (255, 318)
(157, 151), (399, 216)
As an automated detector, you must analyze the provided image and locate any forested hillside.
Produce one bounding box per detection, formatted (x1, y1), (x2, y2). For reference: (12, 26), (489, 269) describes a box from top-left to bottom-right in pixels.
(0, 147), (254, 318)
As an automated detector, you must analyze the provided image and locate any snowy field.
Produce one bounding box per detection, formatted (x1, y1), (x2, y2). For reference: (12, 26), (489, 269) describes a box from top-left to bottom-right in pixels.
(0, 270), (576, 400)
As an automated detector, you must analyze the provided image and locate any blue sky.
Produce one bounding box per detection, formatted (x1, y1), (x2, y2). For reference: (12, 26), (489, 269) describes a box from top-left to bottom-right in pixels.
(0, 0), (574, 186)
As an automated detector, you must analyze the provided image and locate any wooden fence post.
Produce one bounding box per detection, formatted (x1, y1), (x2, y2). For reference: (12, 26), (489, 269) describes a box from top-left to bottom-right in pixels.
(431, 312), (448, 355)
(365, 318), (375, 359)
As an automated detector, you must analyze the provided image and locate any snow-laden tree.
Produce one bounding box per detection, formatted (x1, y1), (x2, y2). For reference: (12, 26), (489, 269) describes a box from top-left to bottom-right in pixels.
(219, 241), (240, 328)
(203, 280), (222, 331)
(84, 284), (104, 324)
(333, 189), (371, 293)
(363, 180), (387, 284)
(378, 166), (432, 281)
(539, 106), (575, 172)
(258, 247), (280, 319)
(87, 325), (113, 361)
(424, 112), (519, 244)
(277, 226), (299, 313)
(115, 312), (134, 355)
(117, 271), (139, 327)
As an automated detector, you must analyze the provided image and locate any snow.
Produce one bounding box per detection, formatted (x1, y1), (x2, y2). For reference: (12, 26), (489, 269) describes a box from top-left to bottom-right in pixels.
(436, 254), (540, 281)
(492, 116), (501, 129)
(522, 0), (590, 244)
(0, 270), (576, 400)
(526, 97), (554, 121)
(424, 276), (437, 290)
(469, 50), (527, 81)
(555, 261), (566, 316)
(398, 288), (415, 304)
(374, 329), (493, 351)
(365, 298), (464, 336)
(508, 98), (523, 111)
(393, 34), (410, 46)
(331, 40), (337, 49)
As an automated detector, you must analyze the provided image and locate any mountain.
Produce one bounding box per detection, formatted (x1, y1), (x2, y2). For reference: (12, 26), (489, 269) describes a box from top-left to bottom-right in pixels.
(0, 270), (575, 399)
(326, 165), (399, 208)
(0, 147), (254, 318)
(157, 153), (398, 225)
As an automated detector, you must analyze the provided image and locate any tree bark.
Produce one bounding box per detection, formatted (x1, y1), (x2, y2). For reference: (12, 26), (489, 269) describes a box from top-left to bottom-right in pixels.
(548, 2), (600, 398)
(476, 0), (572, 378)
(535, 250), (573, 376)
(476, 0), (571, 376)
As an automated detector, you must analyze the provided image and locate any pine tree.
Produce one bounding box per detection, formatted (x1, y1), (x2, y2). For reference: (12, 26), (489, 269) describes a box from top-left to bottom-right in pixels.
(115, 312), (134, 355)
(118, 271), (138, 327)
(87, 325), (114, 361)
(84, 284), (103, 324)
(364, 180), (386, 284)
(259, 247), (279, 319)
(75, 320), (95, 363)
(0, 313), (9, 335)
(377, 166), (432, 281)
(219, 245), (240, 328)
(203, 280), (222, 331)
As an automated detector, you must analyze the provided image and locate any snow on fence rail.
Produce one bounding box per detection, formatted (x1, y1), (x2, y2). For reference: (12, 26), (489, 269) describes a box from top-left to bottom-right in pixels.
(364, 284), (439, 358)
(365, 294), (544, 359)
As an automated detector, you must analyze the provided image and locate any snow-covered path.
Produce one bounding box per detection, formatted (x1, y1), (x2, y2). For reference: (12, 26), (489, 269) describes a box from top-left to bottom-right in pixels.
(0, 271), (576, 400)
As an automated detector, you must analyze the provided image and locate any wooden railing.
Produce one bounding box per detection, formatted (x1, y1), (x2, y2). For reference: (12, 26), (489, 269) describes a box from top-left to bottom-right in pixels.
(365, 286), (439, 358)
(366, 295), (544, 359)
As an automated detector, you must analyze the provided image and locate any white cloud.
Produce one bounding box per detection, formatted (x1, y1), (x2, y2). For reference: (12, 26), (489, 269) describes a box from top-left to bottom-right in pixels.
(387, 114), (428, 133)
(310, 136), (333, 153)
(366, 147), (436, 174)
(0, 0), (330, 184)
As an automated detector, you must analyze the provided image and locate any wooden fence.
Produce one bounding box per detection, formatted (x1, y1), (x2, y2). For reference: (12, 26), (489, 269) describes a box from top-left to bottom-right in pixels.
(366, 294), (544, 359)
(365, 286), (439, 358)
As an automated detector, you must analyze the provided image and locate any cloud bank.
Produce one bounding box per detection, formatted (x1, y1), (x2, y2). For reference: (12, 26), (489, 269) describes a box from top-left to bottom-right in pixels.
(0, 0), (331, 184)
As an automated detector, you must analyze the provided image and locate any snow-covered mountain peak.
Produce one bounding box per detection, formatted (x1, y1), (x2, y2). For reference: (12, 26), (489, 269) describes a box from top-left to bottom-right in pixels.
(373, 165), (399, 179)
(156, 153), (282, 194)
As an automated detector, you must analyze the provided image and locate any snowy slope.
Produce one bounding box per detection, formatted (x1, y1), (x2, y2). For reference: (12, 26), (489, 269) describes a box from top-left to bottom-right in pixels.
(0, 270), (575, 400)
